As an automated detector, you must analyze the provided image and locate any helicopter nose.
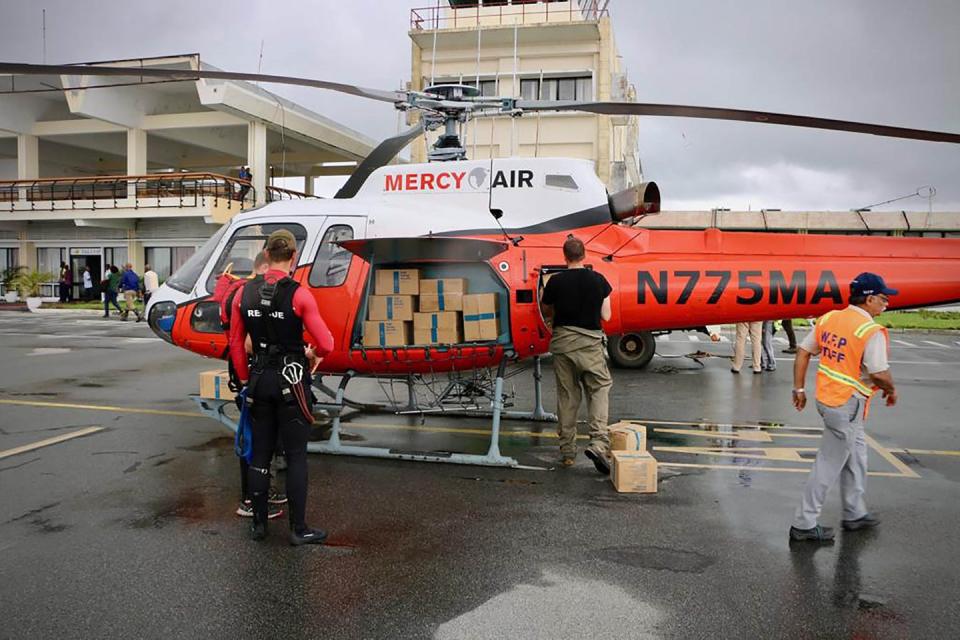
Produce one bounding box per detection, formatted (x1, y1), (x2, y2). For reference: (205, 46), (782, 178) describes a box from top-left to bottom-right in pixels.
(146, 287), (178, 344)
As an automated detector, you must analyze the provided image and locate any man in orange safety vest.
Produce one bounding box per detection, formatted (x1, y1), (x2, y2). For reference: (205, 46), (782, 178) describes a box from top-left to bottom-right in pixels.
(789, 272), (898, 543)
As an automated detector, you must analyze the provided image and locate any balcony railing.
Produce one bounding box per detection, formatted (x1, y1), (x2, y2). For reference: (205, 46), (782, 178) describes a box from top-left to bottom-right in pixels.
(0, 172), (317, 213)
(411, 1), (608, 30)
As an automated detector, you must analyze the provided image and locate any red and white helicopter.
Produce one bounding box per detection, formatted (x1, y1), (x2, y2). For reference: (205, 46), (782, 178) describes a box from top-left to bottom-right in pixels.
(3, 62), (958, 467)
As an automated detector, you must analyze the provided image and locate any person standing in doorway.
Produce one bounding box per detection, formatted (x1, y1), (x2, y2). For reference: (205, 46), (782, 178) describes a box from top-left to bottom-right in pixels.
(119, 263), (142, 322)
(540, 236), (614, 474)
(789, 273), (898, 543)
(82, 266), (94, 301)
(142, 263), (159, 309)
(731, 321), (763, 374)
(103, 265), (123, 318)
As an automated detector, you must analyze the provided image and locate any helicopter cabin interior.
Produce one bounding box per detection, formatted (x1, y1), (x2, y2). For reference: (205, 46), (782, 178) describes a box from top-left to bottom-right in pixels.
(340, 237), (513, 352)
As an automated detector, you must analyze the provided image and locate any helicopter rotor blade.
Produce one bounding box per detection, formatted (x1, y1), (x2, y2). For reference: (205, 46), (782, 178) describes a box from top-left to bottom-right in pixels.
(515, 100), (960, 144)
(334, 121), (426, 199)
(0, 62), (406, 104)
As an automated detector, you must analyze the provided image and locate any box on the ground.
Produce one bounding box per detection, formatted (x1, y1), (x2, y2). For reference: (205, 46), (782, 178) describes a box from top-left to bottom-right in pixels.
(609, 422), (647, 452)
(611, 451), (658, 493)
(413, 311), (463, 344)
(199, 370), (235, 401)
(375, 268), (420, 296)
(463, 293), (500, 341)
(368, 295), (415, 321)
(364, 320), (412, 347)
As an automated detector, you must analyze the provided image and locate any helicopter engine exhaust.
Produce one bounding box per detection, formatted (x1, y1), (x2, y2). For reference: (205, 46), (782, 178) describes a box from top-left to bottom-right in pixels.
(608, 181), (661, 221)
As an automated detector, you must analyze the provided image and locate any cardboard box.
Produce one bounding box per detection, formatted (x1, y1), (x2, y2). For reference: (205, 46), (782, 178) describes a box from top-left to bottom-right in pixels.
(611, 451), (658, 494)
(375, 268), (420, 296)
(419, 292), (463, 313)
(368, 295), (415, 321)
(463, 293), (501, 341)
(609, 422), (647, 452)
(413, 311), (463, 344)
(420, 278), (467, 295)
(364, 320), (412, 347)
(199, 370), (235, 401)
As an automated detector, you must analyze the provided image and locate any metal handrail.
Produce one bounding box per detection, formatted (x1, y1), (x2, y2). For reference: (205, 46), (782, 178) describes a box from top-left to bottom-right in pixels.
(410, 1), (608, 30)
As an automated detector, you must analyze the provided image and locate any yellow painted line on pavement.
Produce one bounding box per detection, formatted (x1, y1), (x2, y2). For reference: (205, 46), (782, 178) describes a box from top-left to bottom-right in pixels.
(864, 433), (921, 479)
(658, 461), (911, 478)
(0, 426), (103, 460)
(897, 448), (960, 457)
(0, 398), (198, 418)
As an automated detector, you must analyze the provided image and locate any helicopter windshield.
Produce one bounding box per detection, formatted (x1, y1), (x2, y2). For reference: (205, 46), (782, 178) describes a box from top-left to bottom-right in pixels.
(165, 224), (229, 294)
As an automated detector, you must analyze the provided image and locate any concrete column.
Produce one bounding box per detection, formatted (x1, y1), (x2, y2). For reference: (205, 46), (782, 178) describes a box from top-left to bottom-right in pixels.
(247, 121), (268, 205)
(127, 229), (144, 272)
(17, 134), (39, 202)
(18, 230), (36, 271)
(303, 174), (314, 196)
(126, 129), (147, 199)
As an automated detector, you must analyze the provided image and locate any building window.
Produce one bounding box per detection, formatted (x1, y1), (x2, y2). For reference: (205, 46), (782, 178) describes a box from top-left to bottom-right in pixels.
(0, 248), (19, 272)
(146, 246), (197, 281)
(309, 225), (354, 287)
(104, 247), (128, 270)
(37, 247), (66, 277)
(518, 75), (591, 101)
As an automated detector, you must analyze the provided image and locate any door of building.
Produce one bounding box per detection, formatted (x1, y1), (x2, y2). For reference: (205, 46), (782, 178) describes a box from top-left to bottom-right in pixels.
(71, 254), (102, 301)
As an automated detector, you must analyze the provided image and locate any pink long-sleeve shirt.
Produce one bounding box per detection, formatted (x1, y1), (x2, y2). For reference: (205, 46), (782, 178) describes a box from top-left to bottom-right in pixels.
(228, 269), (334, 382)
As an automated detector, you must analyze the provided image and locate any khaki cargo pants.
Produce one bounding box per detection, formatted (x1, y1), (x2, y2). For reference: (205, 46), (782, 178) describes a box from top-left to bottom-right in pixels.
(551, 327), (613, 458)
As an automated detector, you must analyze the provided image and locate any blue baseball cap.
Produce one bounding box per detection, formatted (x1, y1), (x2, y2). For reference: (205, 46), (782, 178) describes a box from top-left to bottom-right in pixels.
(850, 272), (898, 297)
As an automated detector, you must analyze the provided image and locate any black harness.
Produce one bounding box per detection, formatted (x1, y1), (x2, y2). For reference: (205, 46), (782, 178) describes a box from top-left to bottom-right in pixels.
(240, 275), (309, 410)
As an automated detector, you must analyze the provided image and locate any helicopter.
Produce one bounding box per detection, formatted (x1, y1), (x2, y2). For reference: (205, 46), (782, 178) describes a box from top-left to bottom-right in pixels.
(2, 63), (959, 393)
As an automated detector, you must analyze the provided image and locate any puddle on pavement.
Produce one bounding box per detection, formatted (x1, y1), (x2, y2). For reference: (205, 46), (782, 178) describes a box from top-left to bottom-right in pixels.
(596, 545), (715, 574)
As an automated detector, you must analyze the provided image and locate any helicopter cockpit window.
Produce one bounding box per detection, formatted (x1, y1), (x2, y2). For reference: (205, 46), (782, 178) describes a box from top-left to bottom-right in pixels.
(203, 223), (307, 293)
(309, 225), (354, 288)
(166, 224), (229, 294)
(545, 174), (578, 190)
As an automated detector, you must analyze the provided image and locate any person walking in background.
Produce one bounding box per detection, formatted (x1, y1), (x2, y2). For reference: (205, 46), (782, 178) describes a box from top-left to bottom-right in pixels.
(781, 318), (798, 354)
(761, 320), (777, 372)
(142, 263), (159, 309)
(82, 266), (93, 301)
(103, 265), (122, 318)
(732, 321), (763, 374)
(789, 273), (898, 543)
(237, 166), (252, 203)
(119, 263), (142, 322)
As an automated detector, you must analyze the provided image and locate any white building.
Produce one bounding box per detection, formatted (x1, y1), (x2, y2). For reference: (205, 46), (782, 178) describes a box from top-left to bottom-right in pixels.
(0, 53), (377, 295)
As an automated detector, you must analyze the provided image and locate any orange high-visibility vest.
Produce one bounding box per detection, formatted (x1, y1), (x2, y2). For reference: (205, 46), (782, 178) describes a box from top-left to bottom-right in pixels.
(814, 307), (889, 408)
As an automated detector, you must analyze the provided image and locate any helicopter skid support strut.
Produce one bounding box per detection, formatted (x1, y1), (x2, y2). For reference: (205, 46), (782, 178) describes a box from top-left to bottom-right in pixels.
(189, 361), (540, 469)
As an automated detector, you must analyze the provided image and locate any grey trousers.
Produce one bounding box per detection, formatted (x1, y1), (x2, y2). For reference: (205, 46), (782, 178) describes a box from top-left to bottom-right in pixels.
(793, 396), (869, 529)
(760, 321), (776, 370)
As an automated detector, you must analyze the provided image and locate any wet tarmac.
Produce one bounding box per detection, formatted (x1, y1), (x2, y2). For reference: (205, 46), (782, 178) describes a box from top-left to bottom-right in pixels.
(1, 311), (958, 638)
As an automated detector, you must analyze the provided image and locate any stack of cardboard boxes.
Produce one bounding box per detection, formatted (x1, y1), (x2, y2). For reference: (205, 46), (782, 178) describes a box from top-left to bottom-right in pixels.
(363, 268), (501, 347)
(608, 422), (658, 493)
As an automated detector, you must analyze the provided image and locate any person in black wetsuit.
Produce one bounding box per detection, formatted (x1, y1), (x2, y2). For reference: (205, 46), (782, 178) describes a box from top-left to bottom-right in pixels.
(229, 229), (334, 545)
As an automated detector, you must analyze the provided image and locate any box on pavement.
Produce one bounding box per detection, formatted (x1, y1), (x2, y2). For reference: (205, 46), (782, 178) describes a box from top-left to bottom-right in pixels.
(364, 320), (412, 347)
(413, 311), (463, 345)
(611, 451), (658, 493)
(375, 268), (420, 296)
(609, 422), (647, 452)
(368, 295), (415, 321)
(199, 370), (235, 401)
(462, 293), (500, 341)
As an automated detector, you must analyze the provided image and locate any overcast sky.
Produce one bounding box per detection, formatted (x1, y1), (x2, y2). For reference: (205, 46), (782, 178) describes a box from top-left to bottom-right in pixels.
(1, 0), (957, 210)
